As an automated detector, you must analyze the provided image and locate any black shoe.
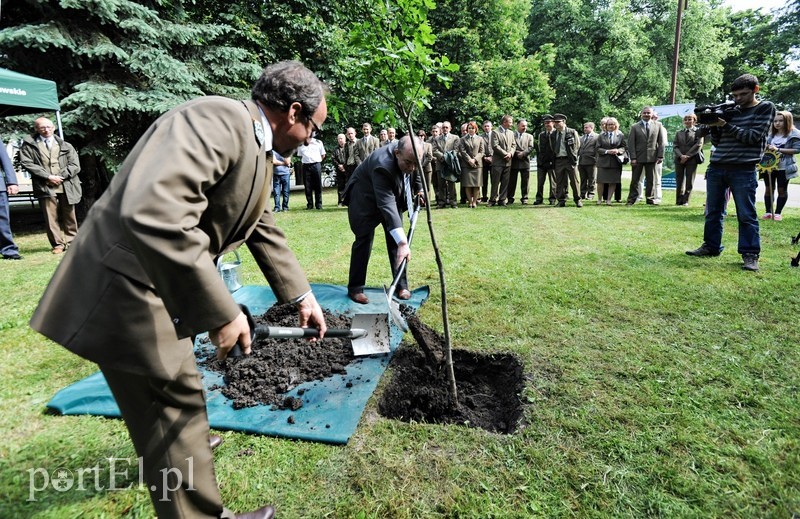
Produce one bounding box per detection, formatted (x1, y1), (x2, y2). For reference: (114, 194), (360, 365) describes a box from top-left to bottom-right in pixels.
(533, 200), (543, 206)
(273, 207), (281, 212)
(686, 244), (721, 257)
(3, 253), (21, 260)
(305, 206), (313, 210)
(548, 200), (556, 205)
(556, 201), (566, 207)
(742, 253), (759, 271)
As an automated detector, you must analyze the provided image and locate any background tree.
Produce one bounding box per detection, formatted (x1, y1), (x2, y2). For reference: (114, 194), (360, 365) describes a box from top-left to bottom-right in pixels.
(525, 0), (732, 128)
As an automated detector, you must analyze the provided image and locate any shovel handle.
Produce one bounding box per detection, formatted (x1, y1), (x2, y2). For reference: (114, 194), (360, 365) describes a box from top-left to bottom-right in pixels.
(254, 326), (367, 339)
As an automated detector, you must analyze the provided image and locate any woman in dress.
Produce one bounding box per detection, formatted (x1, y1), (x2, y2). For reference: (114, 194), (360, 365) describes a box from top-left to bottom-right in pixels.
(761, 111), (800, 221)
(595, 117), (626, 205)
(457, 121), (486, 208)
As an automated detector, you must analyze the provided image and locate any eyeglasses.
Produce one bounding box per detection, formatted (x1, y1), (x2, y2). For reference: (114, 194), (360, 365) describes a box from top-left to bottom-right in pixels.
(299, 102), (323, 135)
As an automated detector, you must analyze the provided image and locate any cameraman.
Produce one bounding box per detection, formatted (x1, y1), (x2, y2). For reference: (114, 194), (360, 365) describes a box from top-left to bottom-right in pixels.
(686, 74), (775, 271)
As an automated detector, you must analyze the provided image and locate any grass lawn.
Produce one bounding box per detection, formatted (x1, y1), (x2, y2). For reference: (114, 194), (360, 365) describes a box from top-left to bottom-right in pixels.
(1, 186), (798, 518)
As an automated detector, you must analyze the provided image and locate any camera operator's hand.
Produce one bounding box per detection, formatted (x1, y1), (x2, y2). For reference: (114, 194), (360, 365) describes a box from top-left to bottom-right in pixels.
(707, 117), (727, 127)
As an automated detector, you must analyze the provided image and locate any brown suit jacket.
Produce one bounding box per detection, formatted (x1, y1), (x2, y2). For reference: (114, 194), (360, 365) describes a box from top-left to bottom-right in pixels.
(673, 127), (704, 160)
(627, 120), (666, 163)
(491, 127), (516, 166)
(30, 97), (311, 379)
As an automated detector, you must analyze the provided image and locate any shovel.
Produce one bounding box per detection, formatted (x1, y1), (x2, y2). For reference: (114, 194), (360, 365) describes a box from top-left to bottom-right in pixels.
(230, 304), (390, 357)
(384, 205), (421, 332)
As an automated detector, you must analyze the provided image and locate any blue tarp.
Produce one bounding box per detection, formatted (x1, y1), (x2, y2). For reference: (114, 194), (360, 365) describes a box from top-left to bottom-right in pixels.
(46, 284), (429, 445)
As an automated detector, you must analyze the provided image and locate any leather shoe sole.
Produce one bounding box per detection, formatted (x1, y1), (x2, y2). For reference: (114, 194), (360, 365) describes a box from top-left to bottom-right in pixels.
(396, 289), (411, 300)
(349, 292), (369, 304)
(236, 504), (275, 519)
(209, 434), (222, 450)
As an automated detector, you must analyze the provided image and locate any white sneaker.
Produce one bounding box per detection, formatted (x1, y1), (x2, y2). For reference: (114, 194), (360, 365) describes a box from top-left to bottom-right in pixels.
(774, 214), (783, 221)
(761, 213), (773, 220)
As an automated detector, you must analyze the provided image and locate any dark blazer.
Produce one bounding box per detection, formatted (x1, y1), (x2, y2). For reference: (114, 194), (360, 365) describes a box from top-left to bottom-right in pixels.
(343, 144), (422, 234)
(627, 120), (666, 163)
(536, 130), (555, 169)
(673, 127), (704, 161)
(596, 131), (627, 169)
(578, 133), (599, 165)
(30, 97), (311, 379)
(511, 131), (535, 169)
(0, 138), (17, 191)
(19, 134), (82, 204)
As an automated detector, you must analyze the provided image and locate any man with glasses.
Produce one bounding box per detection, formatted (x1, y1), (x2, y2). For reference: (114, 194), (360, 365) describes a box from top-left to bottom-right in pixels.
(686, 73), (775, 271)
(432, 121), (460, 208)
(19, 117), (82, 254)
(342, 135), (424, 304)
(30, 61), (329, 519)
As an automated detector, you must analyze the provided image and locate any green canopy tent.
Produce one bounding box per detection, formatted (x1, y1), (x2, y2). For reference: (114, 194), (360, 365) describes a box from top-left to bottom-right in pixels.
(0, 68), (63, 137)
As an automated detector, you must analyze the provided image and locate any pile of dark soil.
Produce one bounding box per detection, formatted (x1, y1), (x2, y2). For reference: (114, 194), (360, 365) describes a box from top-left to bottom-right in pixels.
(378, 314), (526, 434)
(198, 304), (526, 435)
(198, 304), (359, 410)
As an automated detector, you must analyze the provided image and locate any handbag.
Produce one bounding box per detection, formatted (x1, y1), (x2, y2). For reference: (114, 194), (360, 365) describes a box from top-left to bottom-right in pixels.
(616, 152), (630, 165)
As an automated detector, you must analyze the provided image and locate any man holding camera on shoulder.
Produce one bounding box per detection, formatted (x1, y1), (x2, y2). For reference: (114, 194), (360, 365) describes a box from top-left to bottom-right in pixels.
(686, 74), (775, 271)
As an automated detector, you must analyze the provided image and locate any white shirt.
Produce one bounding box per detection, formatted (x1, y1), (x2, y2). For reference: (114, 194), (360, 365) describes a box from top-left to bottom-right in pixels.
(298, 139), (326, 164)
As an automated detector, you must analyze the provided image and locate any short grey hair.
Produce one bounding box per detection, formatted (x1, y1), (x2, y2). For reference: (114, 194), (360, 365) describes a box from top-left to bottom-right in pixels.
(251, 61), (328, 117)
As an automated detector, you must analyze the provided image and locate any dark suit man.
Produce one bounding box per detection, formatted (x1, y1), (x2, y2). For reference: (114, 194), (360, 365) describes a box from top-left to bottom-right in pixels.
(343, 136), (423, 304)
(627, 106), (666, 205)
(489, 115), (516, 206)
(578, 122), (599, 199)
(534, 114), (557, 205)
(509, 119), (534, 204)
(552, 114), (582, 207)
(480, 120), (493, 202)
(673, 113), (704, 205)
(0, 138), (21, 259)
(30, 61), (329, 519)
(342, 127), (358, 205)
(355, 122), (380, 165)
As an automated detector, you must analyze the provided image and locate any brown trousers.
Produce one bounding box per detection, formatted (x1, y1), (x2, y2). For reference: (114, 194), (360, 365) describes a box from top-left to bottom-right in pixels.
(40, 194), (78, 248)
(102, 350), (235, 518)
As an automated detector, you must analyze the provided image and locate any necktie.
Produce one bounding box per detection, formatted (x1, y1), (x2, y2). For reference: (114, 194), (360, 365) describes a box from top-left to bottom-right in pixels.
(45, 139), (51, 150)
(404, 173), (414, 216)
(555, 132), (562, 153)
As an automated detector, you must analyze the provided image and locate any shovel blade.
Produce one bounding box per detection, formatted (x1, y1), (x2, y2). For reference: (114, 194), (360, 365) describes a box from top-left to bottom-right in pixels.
(351, 313), (391, 356)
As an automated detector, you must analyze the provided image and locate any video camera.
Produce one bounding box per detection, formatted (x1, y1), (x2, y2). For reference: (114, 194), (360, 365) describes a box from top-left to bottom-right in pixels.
(694, 101), (739, 125)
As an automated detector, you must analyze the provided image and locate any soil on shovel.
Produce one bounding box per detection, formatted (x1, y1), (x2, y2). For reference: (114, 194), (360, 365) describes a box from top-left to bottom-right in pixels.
(378, 313), (526, 434)
(198, 304), (360, 410)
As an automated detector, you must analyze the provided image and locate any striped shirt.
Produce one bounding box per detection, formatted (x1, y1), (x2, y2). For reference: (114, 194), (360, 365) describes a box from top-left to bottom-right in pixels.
(708, 100), (775, 166)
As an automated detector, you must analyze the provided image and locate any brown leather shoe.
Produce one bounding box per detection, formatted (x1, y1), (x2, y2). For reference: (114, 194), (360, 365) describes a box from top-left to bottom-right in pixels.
(236, 505), (275, 519)
(349, 292), (369, 304)
(209, 434), (222, 450)
(51, 245), (65, 254)
(396, 289), (411, 300)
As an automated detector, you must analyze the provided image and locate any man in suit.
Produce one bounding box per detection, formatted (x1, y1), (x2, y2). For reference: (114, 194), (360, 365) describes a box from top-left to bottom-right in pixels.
(552, 114), (583, 207)
(673, 113), (704, 206)
(480, 120), (493, 203)
(578, 122), (599, 200)
(18, 117), (82, 254)
(534, 114), (557, 205)
(626, 106), (666, 205)
(0, 138), (22, 259)
(355, 122), (380, 165)
(387, 127), (398, 146)
(30, 61), (329, 519)
(489, 115), (516, 206)
(342, 127), (358, 205)
(427, 124), (443, 207)
(431, 121), (460, 208)
(343, 136), (424, 304)
(331, 133), (348, 206)
(509, 119), (534, 204)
